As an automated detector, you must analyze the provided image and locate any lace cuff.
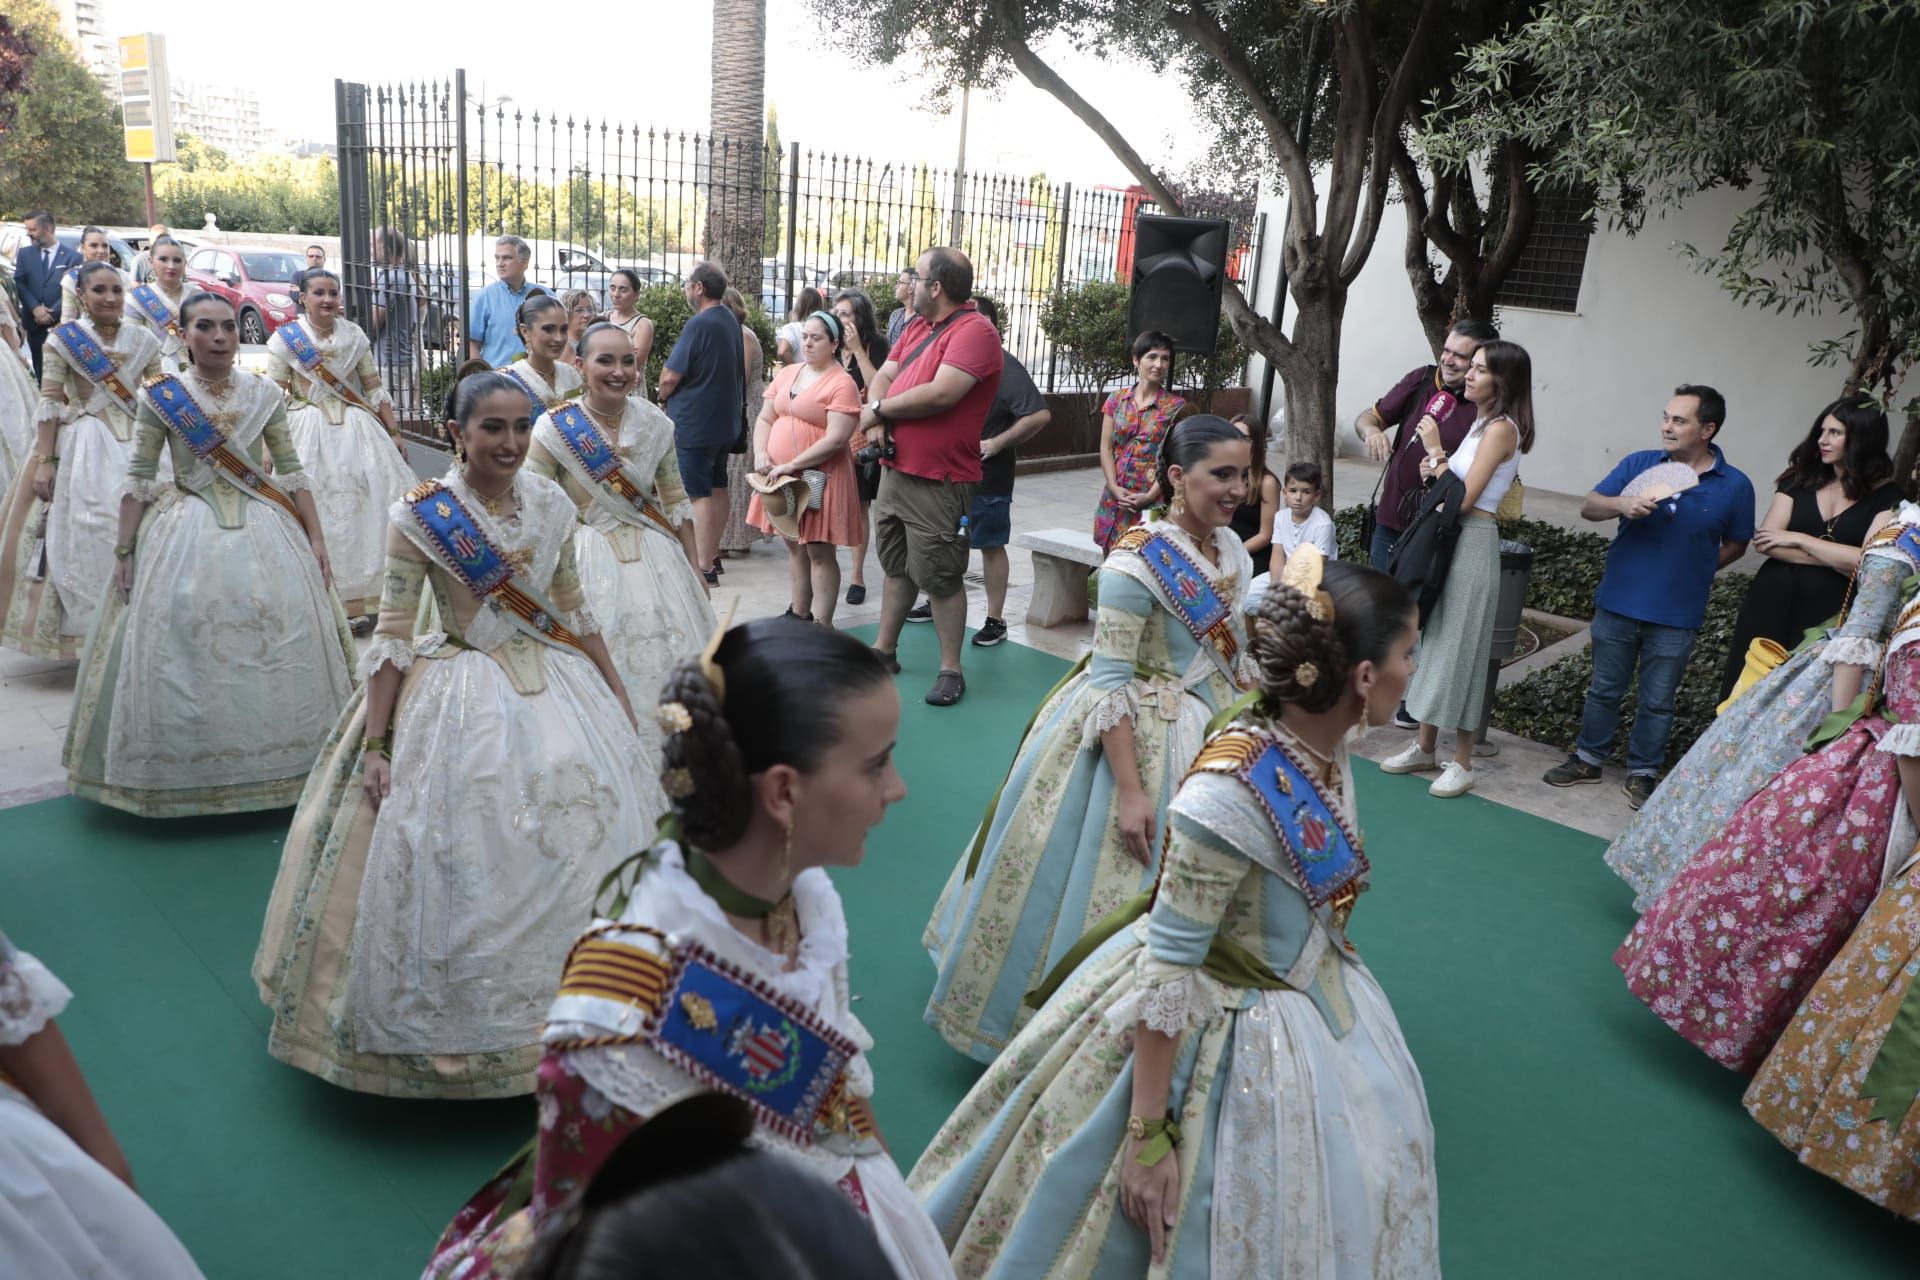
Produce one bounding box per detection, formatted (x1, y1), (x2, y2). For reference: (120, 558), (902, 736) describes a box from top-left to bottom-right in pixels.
(1822, 636), (1882, 668)
(1878, 722), (1920, 757)
(34, 396), (71, 427)
(366, 384), (395, 410)
(359, 636), (415, 681)
(569, 605), (602, 638)
(118, 476), (165, 503)
(1104, 963), (1228, 1036)
(0, 949), (73, 1046)
(1081, 684), (1138, 745)
(275, 471), (314, 494)
(663, 497), (693, 527)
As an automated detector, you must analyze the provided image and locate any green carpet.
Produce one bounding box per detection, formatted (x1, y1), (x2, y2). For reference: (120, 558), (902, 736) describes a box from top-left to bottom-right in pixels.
(0, 621), (1910, 1275)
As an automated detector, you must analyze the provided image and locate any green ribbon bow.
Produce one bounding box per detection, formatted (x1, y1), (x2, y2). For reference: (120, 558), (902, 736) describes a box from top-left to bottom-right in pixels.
(1132, 1116), (1182, 1166)
(1023, 891), (1292, 1011)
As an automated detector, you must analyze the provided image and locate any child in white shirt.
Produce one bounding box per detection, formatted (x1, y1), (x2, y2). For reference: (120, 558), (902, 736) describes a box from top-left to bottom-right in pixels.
(1244, 462), (1339, 611)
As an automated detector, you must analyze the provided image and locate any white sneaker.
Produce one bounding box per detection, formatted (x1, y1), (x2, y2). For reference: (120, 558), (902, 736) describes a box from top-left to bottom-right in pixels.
(1430, 762), (1477, 798)
(1380, 743), (1437, 774)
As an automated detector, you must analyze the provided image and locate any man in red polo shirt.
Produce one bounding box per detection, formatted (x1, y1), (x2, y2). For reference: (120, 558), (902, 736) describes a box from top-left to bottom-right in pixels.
(857, 247), (1004, 707)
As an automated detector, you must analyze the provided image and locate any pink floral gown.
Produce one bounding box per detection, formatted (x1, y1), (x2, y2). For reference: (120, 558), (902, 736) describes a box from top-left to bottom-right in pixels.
(1092, 385), (1185, 552)
(1615, 640), (1920, 1072)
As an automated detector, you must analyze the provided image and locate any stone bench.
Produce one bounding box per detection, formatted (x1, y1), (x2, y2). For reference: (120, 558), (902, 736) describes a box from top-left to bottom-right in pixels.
(1016, 527), (1104, 627)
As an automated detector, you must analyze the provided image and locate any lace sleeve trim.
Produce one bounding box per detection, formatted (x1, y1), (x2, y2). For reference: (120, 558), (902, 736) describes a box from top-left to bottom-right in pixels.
(35, 396), (71, 427)
(1082, 684), (1138, 744)
(1103, 961), (1229, 1035)
(275, 471), (314, 494)
(366, 384), (395, 410)
(1822, 635), (1882, 668)
(118, 476), (164, 503)
(358, 636), (415, 681)
(663, 497), (693, 527)
(1878, 722), (1920, 757)
(0, 949), (73, 1046)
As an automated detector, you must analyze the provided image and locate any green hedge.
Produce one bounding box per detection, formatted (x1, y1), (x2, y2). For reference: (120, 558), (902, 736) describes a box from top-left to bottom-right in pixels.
(1492, 571), (1750, 765)
(1333, 505), (1609, 620)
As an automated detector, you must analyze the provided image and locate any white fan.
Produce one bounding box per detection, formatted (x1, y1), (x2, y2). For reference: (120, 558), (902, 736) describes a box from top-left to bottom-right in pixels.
(1620, 460), (1699, 502)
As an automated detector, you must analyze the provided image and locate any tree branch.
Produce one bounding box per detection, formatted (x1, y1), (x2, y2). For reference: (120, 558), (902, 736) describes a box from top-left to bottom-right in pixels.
(1340, 0), (1451, 285)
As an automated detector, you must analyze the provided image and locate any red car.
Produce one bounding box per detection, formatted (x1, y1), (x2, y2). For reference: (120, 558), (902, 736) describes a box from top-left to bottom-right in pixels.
(184, 245), (304, 342)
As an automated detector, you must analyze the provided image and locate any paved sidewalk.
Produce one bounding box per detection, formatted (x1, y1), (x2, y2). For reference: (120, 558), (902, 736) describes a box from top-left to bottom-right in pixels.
(0, 458), (1636, 841)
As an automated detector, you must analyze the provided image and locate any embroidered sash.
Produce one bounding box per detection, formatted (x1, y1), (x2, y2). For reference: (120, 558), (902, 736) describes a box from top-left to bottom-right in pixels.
(1194, 729), (1369, 912)
(276, 319), (378, 415)
(546, 402), (675, 536)
(128, 284), (180, 340)
(141, 374), (302, 522)
(1112, 526), (1243, 685)
(500, 366), (554, 422)
(52, 322), (137, 416)
(402, 479), (587, 654)
(547, 922), (872, 1150)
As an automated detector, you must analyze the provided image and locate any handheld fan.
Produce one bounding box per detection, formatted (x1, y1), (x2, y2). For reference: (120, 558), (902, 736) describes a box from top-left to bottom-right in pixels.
(1620, 460), (1700, 503)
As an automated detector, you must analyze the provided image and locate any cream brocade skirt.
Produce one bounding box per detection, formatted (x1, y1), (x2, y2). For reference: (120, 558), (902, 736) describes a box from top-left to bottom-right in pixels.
(64, 488), (355, 816)
(286, 403), (416, 615)
(252, 643), (663, 1098)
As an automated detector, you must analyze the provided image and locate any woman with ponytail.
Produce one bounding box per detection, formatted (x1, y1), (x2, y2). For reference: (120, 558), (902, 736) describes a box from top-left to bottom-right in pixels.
(425, 616), (951, 1279)
(499, 293), (582, 419)
(924, 415), (1255, 1063)
(912, 550), (1441, 1277)
(254, 360), (662, 1099)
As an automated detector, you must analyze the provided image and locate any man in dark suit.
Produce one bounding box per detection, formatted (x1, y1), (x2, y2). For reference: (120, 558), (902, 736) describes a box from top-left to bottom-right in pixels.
(14, 211), (80, 378)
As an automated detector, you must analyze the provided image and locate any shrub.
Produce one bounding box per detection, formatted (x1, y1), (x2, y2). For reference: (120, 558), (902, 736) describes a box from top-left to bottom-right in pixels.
(1492, 572), (1751, 765)
(1331, 504), (1610, 620)
(636, 283), (775, 395)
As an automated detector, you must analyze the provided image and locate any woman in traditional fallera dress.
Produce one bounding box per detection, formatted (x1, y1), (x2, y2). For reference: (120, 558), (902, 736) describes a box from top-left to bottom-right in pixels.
(1605, 505), (1918, 910)
(423, 618), (951, 1280)
(123, 235), (190, 372)
(529, 322), (713, 738)
(925, 417), (1254, 1063)
(500, 293), (583, 421)
(252, 363), (663, 1099)
(267, 268), (414, 621)
(0, 927), (206, 1279)
(1616, 565), (1920, 1072)
(0, 262), (165, 659)
(911, 550), (1440, 1278)
(58, 227), (134, 324)
(64, 293), (355, 817)
(0, 287), (37, 496)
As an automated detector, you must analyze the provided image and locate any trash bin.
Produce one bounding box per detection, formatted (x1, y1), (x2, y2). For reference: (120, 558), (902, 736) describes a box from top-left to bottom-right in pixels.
(1472, 540), (1536, 756)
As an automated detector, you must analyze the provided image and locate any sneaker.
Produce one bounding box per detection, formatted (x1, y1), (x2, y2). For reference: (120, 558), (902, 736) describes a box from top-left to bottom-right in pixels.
(906, 600), (933, 623)
(1429, 762), (1477, 798)
(1392, 705), (1419, 731)
(348, 614), (376, 637)
(1623, 774), (1658, 810)
(1542, 754), (1602, 787)
(972, 617), (1008, 647)
(1379, 743), (1437, 774)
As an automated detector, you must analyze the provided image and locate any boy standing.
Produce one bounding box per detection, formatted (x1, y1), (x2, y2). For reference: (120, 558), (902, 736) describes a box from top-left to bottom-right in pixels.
(1274, 462), (1337, 560)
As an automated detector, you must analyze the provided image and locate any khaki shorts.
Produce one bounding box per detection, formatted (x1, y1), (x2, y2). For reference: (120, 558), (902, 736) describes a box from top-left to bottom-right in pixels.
(873, 468), (974, 598)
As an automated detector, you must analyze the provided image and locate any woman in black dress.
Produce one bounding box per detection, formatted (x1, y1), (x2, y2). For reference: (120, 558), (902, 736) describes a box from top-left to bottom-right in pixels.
(832, 288), (893, 605)
(1228, 412), (1281, 577)
(1718, 393), (1903, 700)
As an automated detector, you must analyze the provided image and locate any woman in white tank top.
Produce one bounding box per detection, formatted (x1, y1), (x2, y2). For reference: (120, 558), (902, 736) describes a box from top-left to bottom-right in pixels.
(1380, 339), (1538, 797)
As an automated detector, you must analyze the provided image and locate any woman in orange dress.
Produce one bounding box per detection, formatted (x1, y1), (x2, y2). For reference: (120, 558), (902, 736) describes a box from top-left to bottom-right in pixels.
(747, 311), (863, 625)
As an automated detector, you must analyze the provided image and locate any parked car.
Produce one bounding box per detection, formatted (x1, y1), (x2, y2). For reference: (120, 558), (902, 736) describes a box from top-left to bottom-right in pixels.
(185, 246), (304, 342)
(57, 229), (139, 275)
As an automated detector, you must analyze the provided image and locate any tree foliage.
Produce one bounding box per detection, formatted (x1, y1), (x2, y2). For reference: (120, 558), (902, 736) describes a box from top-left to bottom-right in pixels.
(0, 15), (33, 136)
(1430, 0), (1920, 403)
(0, 0), (142, 224)
(156, 147), (339, 235)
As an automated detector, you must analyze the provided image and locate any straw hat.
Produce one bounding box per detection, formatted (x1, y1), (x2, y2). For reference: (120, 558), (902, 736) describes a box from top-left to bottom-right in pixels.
(746, 470), (810, 540)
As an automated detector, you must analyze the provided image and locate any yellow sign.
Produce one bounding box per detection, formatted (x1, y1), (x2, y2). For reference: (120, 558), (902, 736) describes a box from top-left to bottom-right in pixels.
(116, 32), (174, 164)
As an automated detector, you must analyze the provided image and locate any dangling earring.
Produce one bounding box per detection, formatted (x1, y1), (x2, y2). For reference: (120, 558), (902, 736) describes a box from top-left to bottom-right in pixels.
(779, 819), (793, 885)
(1171, 484), (1186, 517)
(765, 820), (801, 958)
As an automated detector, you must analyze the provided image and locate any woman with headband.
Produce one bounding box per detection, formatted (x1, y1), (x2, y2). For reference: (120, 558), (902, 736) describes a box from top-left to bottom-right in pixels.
(254, 361), (661, 1099)
(746, 309), (864, 626)
(0, 261), (165, 658)
(266, 267), (413, 625)
(425, 616), (950, 1279)
(924, 415), (1256, 1063)
(912, 549), (1440, 1277)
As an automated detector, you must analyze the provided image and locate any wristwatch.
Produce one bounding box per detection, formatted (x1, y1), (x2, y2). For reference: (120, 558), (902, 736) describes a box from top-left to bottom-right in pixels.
(867, 397), (892, 428)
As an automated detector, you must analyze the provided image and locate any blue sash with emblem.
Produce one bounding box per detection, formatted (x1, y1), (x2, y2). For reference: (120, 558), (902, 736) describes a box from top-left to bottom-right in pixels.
(128, 284), (178, 338)
(500, 366), (553, 422)
(141, 374), (302, 521)
(52, 322), (138, 415)
(275, 319), (378, 414)
(1113, 526), (1244, 685)
(546, 402), (674, 535)
(402, 479), (587, 654)
(1239, 737), (1369, 911)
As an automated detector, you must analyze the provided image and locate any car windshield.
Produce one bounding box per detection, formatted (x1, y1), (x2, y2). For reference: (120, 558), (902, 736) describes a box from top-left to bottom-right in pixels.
(241, 252), (302, 282)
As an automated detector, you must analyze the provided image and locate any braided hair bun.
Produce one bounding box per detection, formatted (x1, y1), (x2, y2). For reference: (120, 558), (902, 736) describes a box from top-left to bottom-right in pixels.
(1248, 578), (1349, 715)
(657, 652), (754, 849)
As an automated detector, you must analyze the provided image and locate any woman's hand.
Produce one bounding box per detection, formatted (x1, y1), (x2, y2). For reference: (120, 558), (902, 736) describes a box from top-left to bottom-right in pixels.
(362, 752), (391, 808)
(1753, 528), (1799, 553)
(309, 536), (333, 587)
(765, 461), (797, 480)
(32, 462), (55, 503)
(754, 450), (774, 474)
(1116, 787), (1156, 865)
(114, 553), (135, 602)
(1120, 1136), (1181, 1263)
(1414, 413), (1442, 455)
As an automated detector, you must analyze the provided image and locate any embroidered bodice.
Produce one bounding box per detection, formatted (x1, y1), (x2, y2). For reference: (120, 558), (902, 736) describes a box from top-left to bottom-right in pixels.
(35, 317), (164, 440)
(529, 396), (693, 561)
(127, 371), (308, 527)
(267, 318), (392, 424)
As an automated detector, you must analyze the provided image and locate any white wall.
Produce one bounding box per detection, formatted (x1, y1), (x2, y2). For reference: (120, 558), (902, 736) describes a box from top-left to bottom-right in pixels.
(1247, 184), (1876, 516)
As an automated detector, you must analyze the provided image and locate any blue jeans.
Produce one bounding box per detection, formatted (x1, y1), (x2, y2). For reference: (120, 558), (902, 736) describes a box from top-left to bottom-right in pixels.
(1575, 607), (1699, 775)
(1368, 522), (1399, 571)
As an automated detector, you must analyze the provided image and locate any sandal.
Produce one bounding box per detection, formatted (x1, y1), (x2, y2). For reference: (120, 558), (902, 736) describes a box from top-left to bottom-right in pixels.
(925, 669), (966, 707)
(872, 647), (901, 674)
(846, 583), (867, 605)
(710, 557), (725, 577)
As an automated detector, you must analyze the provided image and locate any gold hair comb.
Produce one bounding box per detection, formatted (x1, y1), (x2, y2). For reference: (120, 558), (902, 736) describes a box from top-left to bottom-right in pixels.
(696, 596), (741, 701)
(1279, 545), (1335, 623)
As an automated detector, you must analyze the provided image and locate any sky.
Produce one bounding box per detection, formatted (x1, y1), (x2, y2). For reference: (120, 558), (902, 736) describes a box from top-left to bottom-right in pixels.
(94, 0), (1214, 186)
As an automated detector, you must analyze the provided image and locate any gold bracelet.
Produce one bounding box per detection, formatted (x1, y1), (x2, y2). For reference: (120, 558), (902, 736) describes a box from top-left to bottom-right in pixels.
(33, 451), (57, 466)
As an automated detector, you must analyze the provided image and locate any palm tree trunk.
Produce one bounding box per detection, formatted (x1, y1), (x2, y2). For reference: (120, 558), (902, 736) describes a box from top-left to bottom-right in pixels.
(705, 0), (768, 302)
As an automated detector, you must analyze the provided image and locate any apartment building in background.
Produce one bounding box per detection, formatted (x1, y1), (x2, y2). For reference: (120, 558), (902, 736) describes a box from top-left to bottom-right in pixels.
(171, 79), (266, 157)
(51, 0), (118, 92)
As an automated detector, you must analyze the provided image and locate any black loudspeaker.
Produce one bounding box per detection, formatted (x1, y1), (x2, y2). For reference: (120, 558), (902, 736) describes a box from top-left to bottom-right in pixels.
(1127, 213), (1230, 356)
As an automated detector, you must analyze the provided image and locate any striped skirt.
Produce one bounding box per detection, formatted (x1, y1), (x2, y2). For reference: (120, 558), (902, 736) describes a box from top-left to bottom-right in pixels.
(1407, 514), (1499, 731)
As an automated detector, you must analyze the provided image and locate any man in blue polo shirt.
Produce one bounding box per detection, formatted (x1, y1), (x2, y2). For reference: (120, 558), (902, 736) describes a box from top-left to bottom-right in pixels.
(466, 236), (548, 368)
(1545, 384), (1754, 809)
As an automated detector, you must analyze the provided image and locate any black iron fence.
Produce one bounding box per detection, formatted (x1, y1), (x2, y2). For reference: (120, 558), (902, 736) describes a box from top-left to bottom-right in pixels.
(334, 70), (1261, 438)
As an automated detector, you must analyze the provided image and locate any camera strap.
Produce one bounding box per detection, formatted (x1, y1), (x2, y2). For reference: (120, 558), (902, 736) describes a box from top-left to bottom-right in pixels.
(893, 309), (965, 378)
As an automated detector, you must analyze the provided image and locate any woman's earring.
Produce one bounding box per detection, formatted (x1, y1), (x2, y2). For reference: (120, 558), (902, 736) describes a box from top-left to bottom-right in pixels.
(1171, 485), (1186, 516)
